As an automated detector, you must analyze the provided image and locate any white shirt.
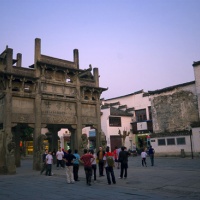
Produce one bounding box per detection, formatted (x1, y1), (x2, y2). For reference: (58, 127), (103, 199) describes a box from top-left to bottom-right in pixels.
(56, 150), (64, 160)
(46, 154), (53, 164)
(91, 153), (97, 165)
(141, 152), (147, 158)
(117, 148), (121, 156)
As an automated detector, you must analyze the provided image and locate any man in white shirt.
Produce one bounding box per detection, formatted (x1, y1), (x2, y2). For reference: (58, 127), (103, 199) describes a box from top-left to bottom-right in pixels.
(46, 151), (53, 176)
(56, 147), (64, 169)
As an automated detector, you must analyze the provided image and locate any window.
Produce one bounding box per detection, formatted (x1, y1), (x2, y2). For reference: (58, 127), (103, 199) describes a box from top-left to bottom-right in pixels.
(148, 106), (152, 120)
(109, 117), (121, 127)
(158, 139), (166, 146)
(135, 109), (147, 122)
(177, 137), (186, 145)
(167, 138), (175, 145)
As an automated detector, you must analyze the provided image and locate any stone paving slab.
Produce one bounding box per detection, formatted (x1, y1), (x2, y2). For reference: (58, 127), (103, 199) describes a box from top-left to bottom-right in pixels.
(0, 156), (200, 200)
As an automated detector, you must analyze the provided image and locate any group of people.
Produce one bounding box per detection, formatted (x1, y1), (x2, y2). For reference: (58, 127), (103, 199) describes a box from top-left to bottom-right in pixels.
(40, 148), (81, 183)
(140, 146), (155, 167)
(40, 145), (155, 186)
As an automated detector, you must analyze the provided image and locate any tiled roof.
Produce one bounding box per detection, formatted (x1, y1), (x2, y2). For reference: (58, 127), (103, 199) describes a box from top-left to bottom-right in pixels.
(148, 81), (195, 95)
(104, 89), (144, 101)
(110, 107), (133, 116)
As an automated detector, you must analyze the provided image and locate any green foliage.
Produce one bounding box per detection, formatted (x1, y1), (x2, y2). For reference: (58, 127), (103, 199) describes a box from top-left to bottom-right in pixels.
(20, 127), (34, 141)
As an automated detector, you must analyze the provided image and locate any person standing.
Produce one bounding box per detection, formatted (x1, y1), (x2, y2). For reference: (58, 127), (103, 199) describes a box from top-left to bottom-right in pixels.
(141, 148), (148, 167)
(103, 146), (116, 185)
(56, 147), (64, 169)
(40, 149), (48, 175)
(73, 149), (80, 181)
(118, 146), (130, 179)
(46, 151), (53, 176)
(97, 146), (105, 176)
(80, 149), (94, 186)
(148, 146), (155, 166)
(90, 149), (97, 182)
(63, 149), (76, 184)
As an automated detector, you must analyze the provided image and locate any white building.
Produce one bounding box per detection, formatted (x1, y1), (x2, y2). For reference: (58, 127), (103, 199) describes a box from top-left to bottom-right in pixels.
(101, 61), (200, 157)
(101, 90), (152, 152)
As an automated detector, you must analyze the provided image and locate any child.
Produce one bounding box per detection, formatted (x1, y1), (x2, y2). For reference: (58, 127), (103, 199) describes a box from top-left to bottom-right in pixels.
(141, 148), (147, 167)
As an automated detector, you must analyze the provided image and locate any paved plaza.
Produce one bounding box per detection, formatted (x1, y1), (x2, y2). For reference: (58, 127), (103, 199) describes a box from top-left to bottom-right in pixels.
(0, 155), (200, 200)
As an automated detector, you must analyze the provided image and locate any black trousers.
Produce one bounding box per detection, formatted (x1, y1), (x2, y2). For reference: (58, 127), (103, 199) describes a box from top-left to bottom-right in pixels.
(73, 164), (79, 181)
(105, 166), (116, 184)
(120, 163), (128, 178)
(142, 158), (147, 166)
(57, 159), (63, 168)
(84, 166), (92, 185)
(98, 160), (104, 176)
(149, 154), (154, 166)
(46, 164), (52, 176)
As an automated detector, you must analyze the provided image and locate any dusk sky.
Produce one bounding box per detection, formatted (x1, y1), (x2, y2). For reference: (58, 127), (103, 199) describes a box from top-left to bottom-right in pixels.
(1, 0), (200, 99)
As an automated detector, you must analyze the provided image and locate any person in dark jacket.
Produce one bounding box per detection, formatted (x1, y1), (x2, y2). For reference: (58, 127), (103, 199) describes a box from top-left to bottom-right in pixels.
(63, 149), (76, 184)
(118, 146), (130, 179)
(148, 146), (155, 166)
(97, 146), (105, 177)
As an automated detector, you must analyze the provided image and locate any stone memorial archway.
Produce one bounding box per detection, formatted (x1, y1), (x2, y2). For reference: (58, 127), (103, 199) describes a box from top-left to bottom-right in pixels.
(0, 38), (107, 174)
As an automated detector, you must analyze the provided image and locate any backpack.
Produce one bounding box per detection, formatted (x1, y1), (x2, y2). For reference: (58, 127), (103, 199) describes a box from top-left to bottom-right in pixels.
(106, 153), (114, 167)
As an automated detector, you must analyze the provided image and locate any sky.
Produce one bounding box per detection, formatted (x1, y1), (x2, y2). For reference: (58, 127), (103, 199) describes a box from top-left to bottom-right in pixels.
(1, 0), (200, 99)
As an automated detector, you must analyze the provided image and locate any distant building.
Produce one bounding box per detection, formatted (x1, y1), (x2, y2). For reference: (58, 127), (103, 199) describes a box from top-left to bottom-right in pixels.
(148, 60), (200, 156)
(101, 90), (152, 152)
(101, 61), (200, 156)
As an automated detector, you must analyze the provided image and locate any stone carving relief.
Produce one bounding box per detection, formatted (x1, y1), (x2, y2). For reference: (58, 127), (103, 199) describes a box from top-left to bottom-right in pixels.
(42, 101), (75, 115)
(81, 104), (96, 117)
(42, 115), (76, 124)
(7, 141), (16, 154)
(80, 133), (88, 151)
(81, 117), (97, 125)
(12, 114), (34, 123)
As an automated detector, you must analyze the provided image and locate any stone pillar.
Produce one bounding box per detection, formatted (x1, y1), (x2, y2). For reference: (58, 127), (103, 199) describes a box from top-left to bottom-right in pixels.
(0, 129), (7, 174)
(16, 53), (22, 67)
(75, 75), (82, 153)
(68, 127), (76, 151)
(93, 68), (99, 87)
(95, 99), (102, 150)
(52, 132), (58, 151)
(34, 38), (41, 77)
(3, 86), (16, 174)
(33, 93), (42, 170)
(73, 49), (79, 69)
(6, 48), (13, 73)
(48, 126), (60, 151)
(12, 125), (21, 167)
